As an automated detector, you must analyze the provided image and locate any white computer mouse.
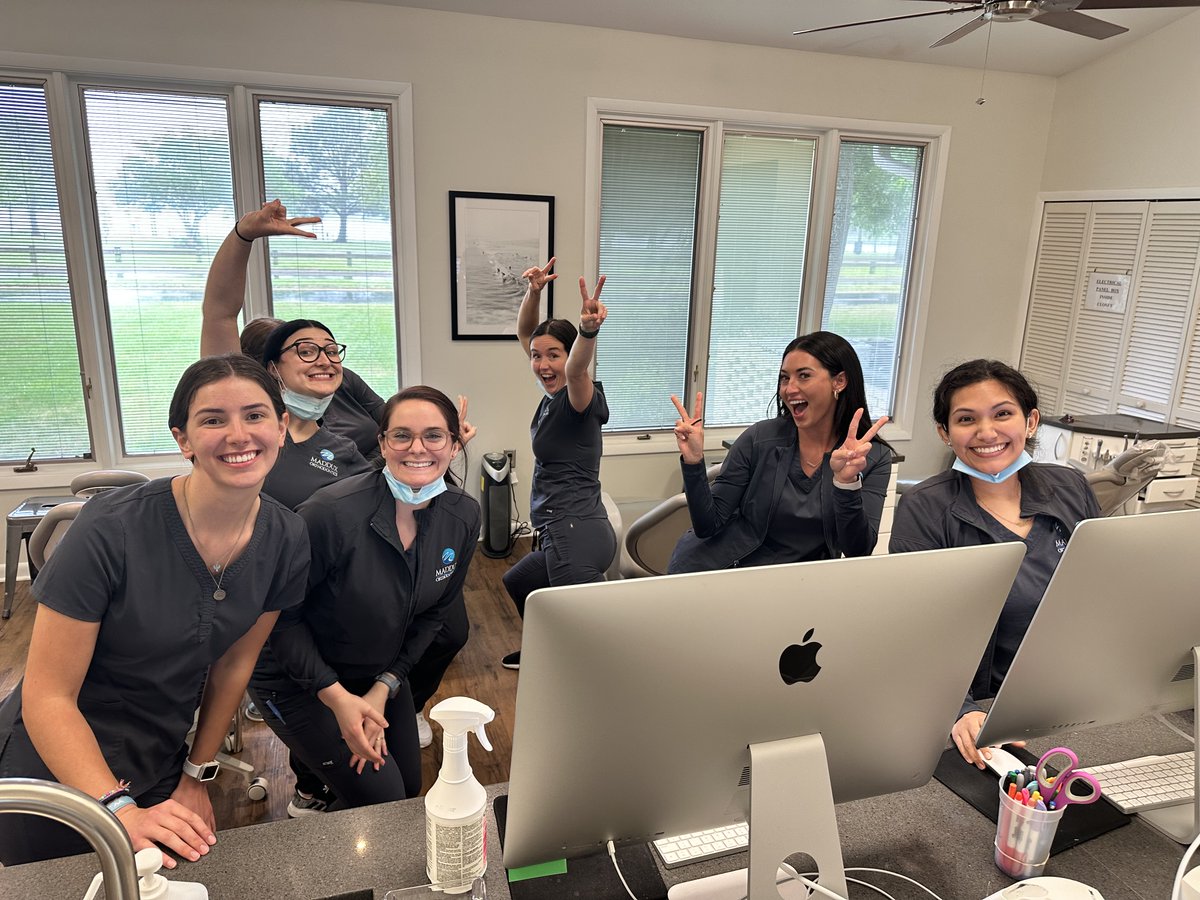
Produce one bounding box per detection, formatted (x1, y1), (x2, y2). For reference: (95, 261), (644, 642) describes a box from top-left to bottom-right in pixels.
(981, 876), (1105, 900)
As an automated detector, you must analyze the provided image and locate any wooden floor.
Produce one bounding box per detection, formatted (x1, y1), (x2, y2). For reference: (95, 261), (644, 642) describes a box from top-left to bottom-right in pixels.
(0, 538), (530, 831)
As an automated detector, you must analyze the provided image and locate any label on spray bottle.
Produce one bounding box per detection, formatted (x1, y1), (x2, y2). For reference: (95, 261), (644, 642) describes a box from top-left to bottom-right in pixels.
(426, 813), (487, 891)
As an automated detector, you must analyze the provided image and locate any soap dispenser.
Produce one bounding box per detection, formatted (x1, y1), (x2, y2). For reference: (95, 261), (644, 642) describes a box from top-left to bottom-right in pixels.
(84, 846), (209, 900)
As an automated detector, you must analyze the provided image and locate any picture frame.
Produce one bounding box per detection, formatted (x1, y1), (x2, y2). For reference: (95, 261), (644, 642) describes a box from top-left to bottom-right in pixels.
(449, 191), (554, 340)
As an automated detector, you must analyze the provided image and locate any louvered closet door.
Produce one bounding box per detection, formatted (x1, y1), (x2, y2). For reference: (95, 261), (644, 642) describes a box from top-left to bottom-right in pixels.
(1117, 201), (1200, 423)
(1020, 203), (1089, 414)
(1062, 202), (1148, 416)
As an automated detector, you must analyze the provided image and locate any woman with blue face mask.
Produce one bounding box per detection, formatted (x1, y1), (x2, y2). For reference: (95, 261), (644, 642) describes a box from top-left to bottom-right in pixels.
(248, 386), (481, 808)
(889, 359), (1099, 768)
(258, 319), (374, 509)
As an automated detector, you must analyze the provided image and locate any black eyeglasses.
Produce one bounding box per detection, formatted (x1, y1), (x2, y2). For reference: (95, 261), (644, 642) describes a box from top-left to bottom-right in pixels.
(384, 429), (451, 451)
(283, 340), (347, 363)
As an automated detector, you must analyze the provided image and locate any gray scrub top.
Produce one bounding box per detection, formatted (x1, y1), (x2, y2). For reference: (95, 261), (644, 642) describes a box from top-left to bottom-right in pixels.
(263, 426), (372, 510)
(0, 478), (308, 797)
(740, 453), (828, 567)
(529, 382), (608, 527)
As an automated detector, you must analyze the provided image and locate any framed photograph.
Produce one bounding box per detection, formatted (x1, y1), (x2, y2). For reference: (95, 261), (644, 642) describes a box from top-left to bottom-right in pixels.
(450, 191), (554, 340)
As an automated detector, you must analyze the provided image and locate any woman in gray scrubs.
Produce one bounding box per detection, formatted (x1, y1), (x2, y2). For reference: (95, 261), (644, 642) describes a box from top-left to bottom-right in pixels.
(890, 359), (1099, 768)
(0, 355), (309, 867)
(499, 260), (617, 669)
(668, 331), (891, 573)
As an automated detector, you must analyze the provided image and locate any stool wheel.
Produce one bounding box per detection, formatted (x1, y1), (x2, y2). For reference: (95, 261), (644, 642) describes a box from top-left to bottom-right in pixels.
(247, 777), (268, 801)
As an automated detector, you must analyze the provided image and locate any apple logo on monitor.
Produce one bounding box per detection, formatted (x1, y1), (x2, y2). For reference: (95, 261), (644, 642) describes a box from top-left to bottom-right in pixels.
(779, 628), (823, 685)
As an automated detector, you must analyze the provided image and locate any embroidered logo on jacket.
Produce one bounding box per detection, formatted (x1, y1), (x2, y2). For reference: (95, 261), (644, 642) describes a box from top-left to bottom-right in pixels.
(435, 547), (457, 582)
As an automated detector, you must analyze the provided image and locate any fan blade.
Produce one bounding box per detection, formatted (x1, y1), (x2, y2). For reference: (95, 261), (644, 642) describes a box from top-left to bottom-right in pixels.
(1035, 9), (1128, 38)
(793, 5), (984, 37)
(931, 13), (988, 46)
(1077, 0), (1200, 8)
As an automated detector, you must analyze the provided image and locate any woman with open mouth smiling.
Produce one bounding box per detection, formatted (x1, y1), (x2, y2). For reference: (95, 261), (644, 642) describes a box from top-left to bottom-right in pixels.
(890, 359), (1099, 769)
(668, 331), (891, 574)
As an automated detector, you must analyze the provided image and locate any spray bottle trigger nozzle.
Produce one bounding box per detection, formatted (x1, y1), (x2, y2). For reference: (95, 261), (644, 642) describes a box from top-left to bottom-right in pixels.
(475, 724), (492, 753)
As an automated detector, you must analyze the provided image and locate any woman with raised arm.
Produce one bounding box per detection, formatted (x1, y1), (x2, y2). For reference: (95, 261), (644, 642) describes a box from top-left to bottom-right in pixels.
(499, 259), (617, 669)
(248, 386), (480, 807)
(889, 359), (1099, 768)
(0, 355), (308, 867)
(668, 331), (891, 574)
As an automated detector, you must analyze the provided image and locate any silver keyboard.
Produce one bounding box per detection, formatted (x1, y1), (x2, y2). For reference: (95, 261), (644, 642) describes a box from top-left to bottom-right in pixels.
(651, 821), (749, 869)
(1090, 751), (1195, 814)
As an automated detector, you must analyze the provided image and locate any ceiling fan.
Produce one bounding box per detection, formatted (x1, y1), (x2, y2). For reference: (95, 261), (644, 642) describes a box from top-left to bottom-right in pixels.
(793, 1), (1200, 48)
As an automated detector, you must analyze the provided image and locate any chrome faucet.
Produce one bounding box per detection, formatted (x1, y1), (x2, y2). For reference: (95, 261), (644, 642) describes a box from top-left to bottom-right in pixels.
(0, 777), (140, 899)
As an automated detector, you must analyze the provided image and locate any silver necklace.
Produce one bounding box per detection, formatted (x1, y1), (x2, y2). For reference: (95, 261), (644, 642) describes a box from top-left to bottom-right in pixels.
(180, 475), (256, 601)
(976, 496), (1029, 532)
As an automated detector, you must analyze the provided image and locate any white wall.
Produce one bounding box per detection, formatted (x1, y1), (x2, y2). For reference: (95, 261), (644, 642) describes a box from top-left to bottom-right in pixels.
(1, 0), (1057, 529)
(1041, 10), (1200, 193)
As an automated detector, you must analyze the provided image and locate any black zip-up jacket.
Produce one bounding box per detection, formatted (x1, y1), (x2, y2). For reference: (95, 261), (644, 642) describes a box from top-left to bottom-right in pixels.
(889, 463), (1099, 716)
(253, 470), (481, 694)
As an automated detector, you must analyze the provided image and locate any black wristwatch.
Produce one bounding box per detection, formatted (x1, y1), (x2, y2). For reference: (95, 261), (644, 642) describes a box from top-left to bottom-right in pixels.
(375, 671), (403, 699)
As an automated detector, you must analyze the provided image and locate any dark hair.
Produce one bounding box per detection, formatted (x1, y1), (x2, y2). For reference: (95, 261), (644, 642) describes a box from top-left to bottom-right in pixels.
(530, 318), (577, 355)
(261, 319), (337, 366)
(774, 331), (888, 447)
(377, 385), (466, 486)
(932, 359), (1040, 449)
(240, 316), (285, 363)
(169, 354), (285, 432)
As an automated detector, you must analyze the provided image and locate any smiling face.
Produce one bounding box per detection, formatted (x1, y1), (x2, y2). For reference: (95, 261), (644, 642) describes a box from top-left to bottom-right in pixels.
(938, 379), (1039, 476)
(171, 375), (286, 489)
(530, 334), (568, 395)
(778, 350), (847, 433)
(271, 326), (343, 398)
(378, 399), (460, 490)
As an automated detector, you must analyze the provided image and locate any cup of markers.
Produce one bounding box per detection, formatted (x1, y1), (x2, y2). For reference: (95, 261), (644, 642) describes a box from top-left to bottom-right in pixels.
(994, 776), (1064, 879)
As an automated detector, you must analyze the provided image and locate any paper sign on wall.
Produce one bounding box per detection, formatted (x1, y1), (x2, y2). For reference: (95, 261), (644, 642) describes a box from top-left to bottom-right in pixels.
(1085, 272), (1130, 314)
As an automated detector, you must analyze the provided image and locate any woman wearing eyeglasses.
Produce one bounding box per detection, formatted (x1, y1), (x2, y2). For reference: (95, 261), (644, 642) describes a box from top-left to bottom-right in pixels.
(248, 386), (480, 808)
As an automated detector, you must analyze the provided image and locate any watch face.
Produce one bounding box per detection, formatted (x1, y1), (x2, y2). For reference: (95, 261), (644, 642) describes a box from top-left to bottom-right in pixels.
(199, 761), (220, 782)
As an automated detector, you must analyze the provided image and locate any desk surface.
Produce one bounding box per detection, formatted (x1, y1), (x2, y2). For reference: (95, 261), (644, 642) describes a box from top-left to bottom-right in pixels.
(0, 716), (1193, 899)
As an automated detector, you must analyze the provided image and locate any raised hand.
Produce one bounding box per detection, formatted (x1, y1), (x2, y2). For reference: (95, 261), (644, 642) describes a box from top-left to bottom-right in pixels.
(237, 199), (321, 241)
(457, 395), (477, 445)
(670, 392), (705, 465)
(829, 409), (889, 484)
(579, 275), (607, 333)
(522, 258), (558, 292)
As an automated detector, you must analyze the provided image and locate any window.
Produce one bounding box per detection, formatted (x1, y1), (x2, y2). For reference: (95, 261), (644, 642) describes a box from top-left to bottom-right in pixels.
(0, 61), (415, 474)
(590, 101), (943, 441)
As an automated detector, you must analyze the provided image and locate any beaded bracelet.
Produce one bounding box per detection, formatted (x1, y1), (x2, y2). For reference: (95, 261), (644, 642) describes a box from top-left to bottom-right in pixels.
(233, 220), (254, 243)
(98, 780), (131, 805)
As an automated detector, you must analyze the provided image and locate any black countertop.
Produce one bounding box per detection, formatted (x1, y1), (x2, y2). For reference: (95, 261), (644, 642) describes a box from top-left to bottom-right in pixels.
(1043, 414), (1200, 441)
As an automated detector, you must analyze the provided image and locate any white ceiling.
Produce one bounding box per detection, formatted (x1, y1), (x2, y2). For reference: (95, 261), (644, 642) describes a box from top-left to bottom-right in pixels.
(357, 0), (1195, 77)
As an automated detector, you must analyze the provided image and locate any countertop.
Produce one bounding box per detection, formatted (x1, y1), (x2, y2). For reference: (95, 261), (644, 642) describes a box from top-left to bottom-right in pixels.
(1, 717), (1196, 899)
(1042, 414), (1200, 441)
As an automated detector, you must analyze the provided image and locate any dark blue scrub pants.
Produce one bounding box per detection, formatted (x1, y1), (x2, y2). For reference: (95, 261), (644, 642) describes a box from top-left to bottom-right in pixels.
(502, 516), (617, 616)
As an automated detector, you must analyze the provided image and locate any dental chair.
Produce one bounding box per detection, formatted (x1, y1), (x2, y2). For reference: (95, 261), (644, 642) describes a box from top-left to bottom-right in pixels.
(28, 501), (267, 801)
(621, 463), (723, 578)
(1082, 443), (1167, 517)
(68, 469), (149, 498)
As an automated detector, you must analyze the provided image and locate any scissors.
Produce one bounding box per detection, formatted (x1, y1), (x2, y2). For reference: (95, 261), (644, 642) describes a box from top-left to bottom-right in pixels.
(1035, 747), (1102, 809)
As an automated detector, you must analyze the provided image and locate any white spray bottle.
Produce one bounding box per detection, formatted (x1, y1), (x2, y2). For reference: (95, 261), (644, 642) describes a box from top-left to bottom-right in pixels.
(83, 847), (209, 900)
(425, 696), (495, 894)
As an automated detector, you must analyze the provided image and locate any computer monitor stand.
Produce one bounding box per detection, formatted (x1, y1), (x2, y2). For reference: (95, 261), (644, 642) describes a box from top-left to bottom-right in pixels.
(676, 733), (848, 900)
(1135, 646), (1200, 845)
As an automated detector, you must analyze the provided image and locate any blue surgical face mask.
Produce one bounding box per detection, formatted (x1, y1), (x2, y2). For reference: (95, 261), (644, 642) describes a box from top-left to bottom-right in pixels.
(952, 450), (1033, 485)
(382, 464), (448, 505)
(280, 385), (333, 422)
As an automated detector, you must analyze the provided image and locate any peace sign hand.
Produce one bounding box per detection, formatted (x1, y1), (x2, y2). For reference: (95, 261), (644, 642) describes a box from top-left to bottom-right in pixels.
(457, 394), (477, 445)
(522, 258), (558, 292)
(238, 199), (320, 241)
(579, 275), (607, 333)
(671, 392), (705, 465)
(829, 409), (889, 484)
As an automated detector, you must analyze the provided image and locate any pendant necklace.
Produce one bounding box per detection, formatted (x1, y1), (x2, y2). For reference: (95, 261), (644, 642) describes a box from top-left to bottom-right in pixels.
(180, 475), (255, 601)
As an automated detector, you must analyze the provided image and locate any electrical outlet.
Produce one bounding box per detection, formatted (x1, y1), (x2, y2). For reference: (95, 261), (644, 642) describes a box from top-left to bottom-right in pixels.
(505, 449), (517, 470)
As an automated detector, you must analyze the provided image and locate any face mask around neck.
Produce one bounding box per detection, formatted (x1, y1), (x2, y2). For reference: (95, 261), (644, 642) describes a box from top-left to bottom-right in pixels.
(952, 450), (1033, 485)
(280, 385), (333, 422)
(382, 464), (448, 505)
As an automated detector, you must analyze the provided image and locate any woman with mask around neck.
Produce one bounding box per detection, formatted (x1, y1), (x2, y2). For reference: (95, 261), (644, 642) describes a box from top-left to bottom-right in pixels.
(258, 319), (373, 510)
(889, 359), (1099, 768)
(247, 386), (481, 807)
(499, 259), (617, 670)
(668, 331), (891, 574)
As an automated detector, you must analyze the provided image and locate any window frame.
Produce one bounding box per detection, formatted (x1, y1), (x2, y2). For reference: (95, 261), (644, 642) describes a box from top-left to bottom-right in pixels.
(0, 52), (420, 490)
(584, 97), (950, 457)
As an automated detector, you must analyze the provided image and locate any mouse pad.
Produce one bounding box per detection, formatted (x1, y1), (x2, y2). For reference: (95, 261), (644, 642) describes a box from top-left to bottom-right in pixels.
(933, 746), (1130, 854)
(494, 795), (668, 899)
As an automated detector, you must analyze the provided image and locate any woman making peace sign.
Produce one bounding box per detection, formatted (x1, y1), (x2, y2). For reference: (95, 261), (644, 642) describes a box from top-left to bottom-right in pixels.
(668, 331), (891, 573)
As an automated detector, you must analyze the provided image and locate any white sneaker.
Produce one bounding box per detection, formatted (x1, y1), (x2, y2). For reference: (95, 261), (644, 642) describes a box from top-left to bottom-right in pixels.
(416, 711), (433, 748)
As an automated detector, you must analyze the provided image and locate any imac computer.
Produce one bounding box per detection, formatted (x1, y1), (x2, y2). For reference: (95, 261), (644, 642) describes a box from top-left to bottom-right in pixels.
(503, 542), (1026, 898)
(977, 507), (1200, 843)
